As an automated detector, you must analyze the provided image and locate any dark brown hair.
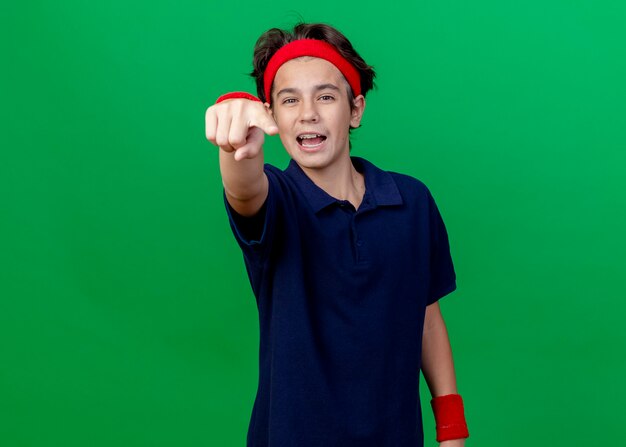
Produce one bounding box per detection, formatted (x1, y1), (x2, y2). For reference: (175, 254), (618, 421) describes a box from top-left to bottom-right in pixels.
(250, 22), (376, 109)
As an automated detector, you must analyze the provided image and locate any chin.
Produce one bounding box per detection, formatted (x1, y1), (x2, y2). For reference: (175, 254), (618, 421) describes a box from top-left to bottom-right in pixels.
(292, 156), (329, 170)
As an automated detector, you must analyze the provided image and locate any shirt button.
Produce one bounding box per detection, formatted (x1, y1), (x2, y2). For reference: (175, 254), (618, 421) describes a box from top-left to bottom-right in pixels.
(356, 240), (363, 247)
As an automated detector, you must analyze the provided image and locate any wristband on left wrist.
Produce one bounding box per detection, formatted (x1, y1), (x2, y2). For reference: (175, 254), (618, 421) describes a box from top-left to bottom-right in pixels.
(430, 393), (470, 442)
(215, 91), (262, 104)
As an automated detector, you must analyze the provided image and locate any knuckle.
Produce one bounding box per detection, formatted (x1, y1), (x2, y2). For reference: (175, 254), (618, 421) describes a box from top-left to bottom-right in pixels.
(215, 135), (228, 147)
(230, 136), (246, 147)
(213, 102), (229, 116)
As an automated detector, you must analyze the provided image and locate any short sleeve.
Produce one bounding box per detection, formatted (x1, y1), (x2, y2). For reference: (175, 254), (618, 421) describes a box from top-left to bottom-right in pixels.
(426, 189), (457, 305)
(225, 196), (267, 244)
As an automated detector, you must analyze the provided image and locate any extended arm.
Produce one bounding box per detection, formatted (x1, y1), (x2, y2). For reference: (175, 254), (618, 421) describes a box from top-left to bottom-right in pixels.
(205, 97), (278, 217)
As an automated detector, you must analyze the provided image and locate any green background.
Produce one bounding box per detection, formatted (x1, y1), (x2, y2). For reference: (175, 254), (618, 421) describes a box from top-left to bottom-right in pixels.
(2, 1), (625, 445)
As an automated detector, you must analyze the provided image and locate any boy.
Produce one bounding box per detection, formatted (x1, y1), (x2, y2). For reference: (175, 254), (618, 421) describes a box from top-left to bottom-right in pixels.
(205, 22), (469, 447)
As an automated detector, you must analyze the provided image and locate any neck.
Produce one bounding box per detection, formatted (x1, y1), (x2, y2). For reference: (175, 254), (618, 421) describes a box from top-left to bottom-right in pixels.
(299, 155), (366, 209)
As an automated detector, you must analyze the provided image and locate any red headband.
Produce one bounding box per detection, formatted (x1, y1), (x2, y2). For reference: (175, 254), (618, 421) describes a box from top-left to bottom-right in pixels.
(263, 39), (362, 104)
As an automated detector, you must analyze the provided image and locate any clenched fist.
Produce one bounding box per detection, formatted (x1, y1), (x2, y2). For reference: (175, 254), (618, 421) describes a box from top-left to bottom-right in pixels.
(205, 98), (279, 161)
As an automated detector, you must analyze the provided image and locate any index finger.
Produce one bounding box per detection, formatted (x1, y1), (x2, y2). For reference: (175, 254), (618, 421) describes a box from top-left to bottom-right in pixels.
(249, 110), (279, 136)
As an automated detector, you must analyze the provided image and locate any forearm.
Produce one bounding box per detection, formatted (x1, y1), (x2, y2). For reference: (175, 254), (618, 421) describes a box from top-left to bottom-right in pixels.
(219, 148), (268, 217)
(421, 301), (458, 397)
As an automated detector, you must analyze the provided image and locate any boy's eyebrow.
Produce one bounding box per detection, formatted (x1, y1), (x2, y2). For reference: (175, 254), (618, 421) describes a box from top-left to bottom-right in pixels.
(276, 83), (341, 97)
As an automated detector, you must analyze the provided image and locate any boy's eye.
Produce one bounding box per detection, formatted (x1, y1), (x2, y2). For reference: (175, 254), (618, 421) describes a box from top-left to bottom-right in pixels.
(320, 95), (334, 101)
(283, 98), (297, 104)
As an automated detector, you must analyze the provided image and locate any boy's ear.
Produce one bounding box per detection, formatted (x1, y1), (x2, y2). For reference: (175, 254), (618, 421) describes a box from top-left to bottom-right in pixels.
(350, 94), (366, 128)
(265, 102), (273, 116)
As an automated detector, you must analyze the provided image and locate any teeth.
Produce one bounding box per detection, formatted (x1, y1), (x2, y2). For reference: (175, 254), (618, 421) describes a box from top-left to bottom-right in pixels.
(300, 134), (321, 139)
(302, 140), (322, 147)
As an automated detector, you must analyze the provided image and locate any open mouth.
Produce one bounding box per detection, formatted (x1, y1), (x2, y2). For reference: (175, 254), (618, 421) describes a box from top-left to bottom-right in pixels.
(296, 133), (327, 148)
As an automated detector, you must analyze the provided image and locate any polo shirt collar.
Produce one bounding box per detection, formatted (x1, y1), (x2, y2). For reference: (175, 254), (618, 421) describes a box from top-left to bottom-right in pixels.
(285, 156), (403, 213)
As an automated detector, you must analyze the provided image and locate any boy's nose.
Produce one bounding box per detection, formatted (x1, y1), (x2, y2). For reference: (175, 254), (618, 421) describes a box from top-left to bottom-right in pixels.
(299, 101), (319, 122)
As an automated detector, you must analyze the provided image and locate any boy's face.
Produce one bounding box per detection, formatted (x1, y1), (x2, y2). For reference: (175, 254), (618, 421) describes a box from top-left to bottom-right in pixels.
(266, 56), (365, 172)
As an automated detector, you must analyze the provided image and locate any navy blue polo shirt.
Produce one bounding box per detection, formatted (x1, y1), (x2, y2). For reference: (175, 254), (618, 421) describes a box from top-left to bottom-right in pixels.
(223, 156), (457, 447)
